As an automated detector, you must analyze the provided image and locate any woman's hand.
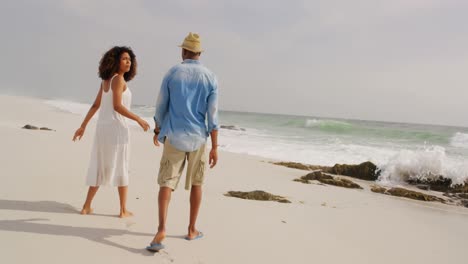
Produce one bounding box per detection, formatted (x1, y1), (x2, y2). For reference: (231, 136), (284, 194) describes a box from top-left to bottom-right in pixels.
(137, 118), (150, 131)
(73, 127), (85, 141)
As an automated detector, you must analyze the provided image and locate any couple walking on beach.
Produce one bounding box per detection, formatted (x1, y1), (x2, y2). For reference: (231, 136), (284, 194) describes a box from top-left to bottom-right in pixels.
(72, 32), (219, 252)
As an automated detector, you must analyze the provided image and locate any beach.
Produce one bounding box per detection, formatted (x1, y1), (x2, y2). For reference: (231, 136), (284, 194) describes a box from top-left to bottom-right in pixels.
(1, 94), (468, 264)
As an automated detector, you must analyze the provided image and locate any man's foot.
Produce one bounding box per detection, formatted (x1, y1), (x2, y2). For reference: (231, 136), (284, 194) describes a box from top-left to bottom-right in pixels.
(185, 229), (203, 240)
(146, 242), (165, 252)
(80, 207), (93, 215)
(152, 231), (166, 244)
(119, 210), (133, 218)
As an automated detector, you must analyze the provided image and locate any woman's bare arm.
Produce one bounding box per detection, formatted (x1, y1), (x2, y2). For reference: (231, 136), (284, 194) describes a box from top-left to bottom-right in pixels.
(111, 75), (149, 131)
(73, 84), (103, 141)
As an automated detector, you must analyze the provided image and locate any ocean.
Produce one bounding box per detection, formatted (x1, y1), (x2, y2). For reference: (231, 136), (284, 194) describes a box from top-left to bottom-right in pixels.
(46, 99), (468, 186)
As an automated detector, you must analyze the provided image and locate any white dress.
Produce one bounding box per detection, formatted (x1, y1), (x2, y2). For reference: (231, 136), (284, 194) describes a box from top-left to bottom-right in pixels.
(86, 75), (132, 186)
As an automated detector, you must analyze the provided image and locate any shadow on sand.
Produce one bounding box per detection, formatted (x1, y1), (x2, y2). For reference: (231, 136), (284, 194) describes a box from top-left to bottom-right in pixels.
(0, 200), (155, 255)
(0, 199), (79, 214)
(0, 218), (154, 255)
(0, 199), (120, 217)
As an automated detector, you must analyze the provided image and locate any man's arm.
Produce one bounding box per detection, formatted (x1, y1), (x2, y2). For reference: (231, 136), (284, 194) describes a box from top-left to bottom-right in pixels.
(153, 72), (171, 146)
(209, 129), (218, 168)
(206, 76), (219, 134)
(207, 76), (219, 168)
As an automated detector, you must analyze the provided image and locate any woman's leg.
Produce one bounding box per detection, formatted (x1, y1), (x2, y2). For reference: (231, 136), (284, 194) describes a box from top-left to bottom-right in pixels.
(81, 186), (99, 215)
(118, 186), (133, 218)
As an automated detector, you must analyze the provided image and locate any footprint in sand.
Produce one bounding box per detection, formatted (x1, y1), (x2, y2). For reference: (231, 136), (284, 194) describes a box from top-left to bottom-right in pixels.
(160, 251), (175, 263)
(321, 202), (338, 208)
(150, 250), (174, 263)
(125, 221), (136, 228)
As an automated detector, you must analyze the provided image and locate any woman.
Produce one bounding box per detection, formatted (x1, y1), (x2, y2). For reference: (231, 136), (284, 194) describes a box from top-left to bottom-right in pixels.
(73, 46), (150, 218)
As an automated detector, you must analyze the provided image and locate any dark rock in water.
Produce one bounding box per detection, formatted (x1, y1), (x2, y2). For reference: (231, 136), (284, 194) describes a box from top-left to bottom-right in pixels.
(442, 193), (468, 207)
(273, 162), (328, 171)
(320, 177), (363, 189)
(22, 124), (55, 131)
(370, 185), (387, 194)
(295, 171), (362, 189)
(273, 160), (467, 194)
(408, 177), (468, 193)
(457, 193), (468, 199)
(293, 178), (311, 184)
(371, 185), (445, 203)
(461, 200), (468, 208)
(274, 162), (312, 171)
(387, 188), (445, 202)
(22, 124), (39, 130)
(220, 125), (246, 131)
(408, 177), (452, 192)
(328, 161), (380, 181)
(450, 184), (468, 193)
(273, 161), (379, 181)
(224, 190), (291, 203)
(442, 192), (456, 198)
(415, 184), (430, 191)
(301, 171), (333, 181)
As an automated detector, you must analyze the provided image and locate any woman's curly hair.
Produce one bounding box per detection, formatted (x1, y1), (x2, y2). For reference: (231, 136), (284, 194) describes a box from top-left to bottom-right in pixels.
(98, 46), (137, 81)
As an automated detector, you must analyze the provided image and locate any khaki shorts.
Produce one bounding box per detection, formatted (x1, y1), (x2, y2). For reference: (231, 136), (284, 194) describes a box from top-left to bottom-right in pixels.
(158, 139), (207, 190)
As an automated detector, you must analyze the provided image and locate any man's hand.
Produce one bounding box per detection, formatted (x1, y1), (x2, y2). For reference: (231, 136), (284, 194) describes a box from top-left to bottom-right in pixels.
(209, 148), (218, 168)
(153, 134), (160, 147)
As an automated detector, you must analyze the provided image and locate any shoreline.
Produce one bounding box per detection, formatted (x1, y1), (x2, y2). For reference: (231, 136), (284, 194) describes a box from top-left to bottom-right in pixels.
(1, 94), (468, 264)
(42, 95), (468, 187)
(3, 93), (468, 207)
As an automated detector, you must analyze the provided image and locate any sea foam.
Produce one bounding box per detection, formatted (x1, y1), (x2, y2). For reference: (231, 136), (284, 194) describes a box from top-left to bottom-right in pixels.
(378, 146), (468, 186)
(45, 99), (90, 115)
(450, 132), (468, 149)
(45, 99), (154, 129)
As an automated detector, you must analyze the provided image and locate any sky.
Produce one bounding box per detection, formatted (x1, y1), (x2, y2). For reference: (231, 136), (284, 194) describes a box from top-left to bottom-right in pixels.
(1, 0), (468, 127)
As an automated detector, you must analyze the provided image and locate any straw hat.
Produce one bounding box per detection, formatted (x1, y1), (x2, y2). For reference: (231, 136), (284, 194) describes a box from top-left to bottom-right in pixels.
(179, 32), (204, 53)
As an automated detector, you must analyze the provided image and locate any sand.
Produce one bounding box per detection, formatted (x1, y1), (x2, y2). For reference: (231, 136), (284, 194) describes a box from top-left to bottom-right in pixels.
(1, 94), (467, 264)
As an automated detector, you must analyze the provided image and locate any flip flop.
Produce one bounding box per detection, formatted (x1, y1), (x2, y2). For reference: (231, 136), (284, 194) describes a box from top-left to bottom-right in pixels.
(146, 242), (165, 252)
(185, 231), (204, 241)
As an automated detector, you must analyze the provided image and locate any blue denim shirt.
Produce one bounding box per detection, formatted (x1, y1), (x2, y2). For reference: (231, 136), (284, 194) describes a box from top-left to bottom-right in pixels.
(154, 59), (219, 152)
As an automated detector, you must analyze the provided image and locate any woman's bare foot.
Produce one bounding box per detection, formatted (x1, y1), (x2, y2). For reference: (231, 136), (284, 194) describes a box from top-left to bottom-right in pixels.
(119, 209), (133, 218)
(152, 230), (166, 244)
(80, 207), (93, 215)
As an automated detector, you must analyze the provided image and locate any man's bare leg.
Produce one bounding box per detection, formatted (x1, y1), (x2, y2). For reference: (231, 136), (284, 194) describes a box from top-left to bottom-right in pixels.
(152, 186), (172, 244)
(81, 186), (99, 215)
(118, 186), (133, 218)
(187, 185), (203, 239)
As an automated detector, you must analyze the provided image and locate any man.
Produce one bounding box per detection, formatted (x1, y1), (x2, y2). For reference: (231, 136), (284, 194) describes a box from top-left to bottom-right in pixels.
(146, 32), (219, 252)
